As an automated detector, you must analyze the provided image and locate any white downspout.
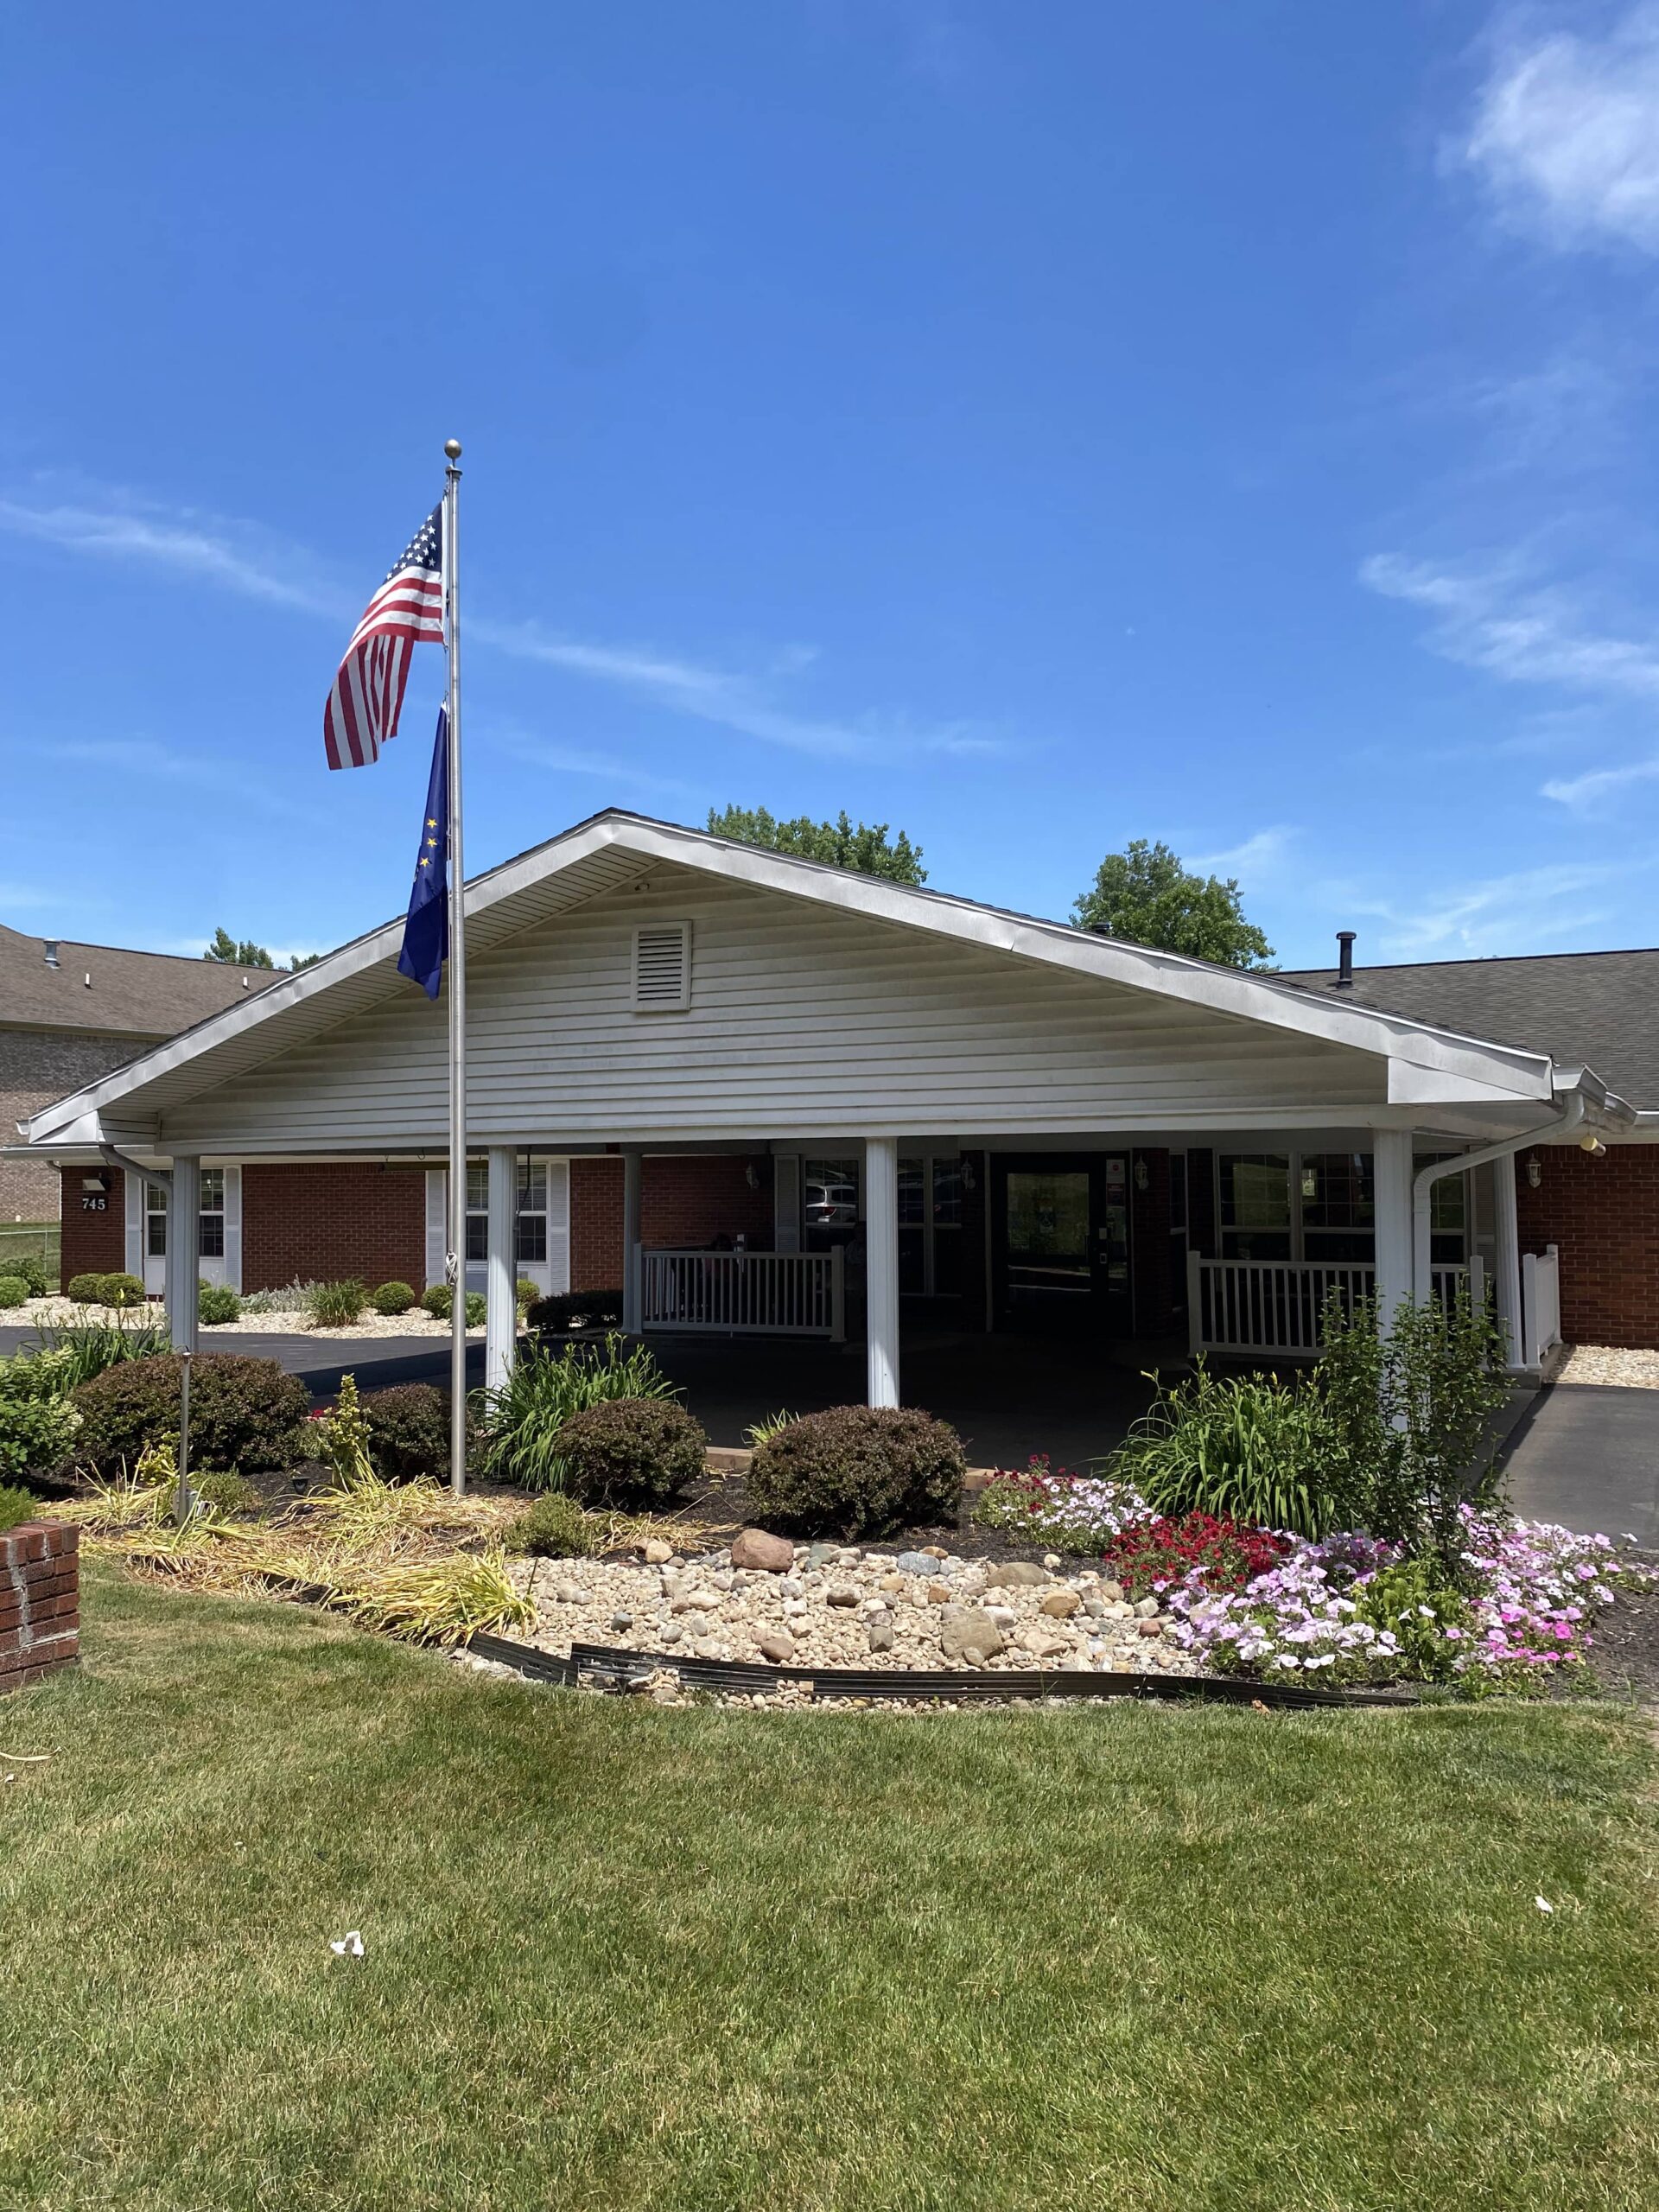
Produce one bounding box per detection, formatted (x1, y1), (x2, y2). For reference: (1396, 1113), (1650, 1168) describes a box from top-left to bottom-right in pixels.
(1410, 1094), (1586, 1326)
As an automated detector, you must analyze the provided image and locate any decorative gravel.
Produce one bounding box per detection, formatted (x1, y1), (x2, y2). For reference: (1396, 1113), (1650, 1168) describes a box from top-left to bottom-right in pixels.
(6, 1296), (485, 1340)
(508, 1536), (1205, 1696)
(1555, 1344), (1659, 1389)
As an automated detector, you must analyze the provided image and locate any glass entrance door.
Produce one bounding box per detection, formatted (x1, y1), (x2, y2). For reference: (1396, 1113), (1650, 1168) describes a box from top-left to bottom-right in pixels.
(995, 1155), (1135, 1335)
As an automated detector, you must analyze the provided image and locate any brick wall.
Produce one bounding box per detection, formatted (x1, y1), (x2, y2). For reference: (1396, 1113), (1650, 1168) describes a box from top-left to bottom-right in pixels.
(1, 1521), (79, 1697)
(569, 1154), (775, 1292)
(59, 1166), (128, 1283)
(1516, 1144), (1659, 1351)
(242, 1164), (427, 1293)
(1, 1030), (149, 1220)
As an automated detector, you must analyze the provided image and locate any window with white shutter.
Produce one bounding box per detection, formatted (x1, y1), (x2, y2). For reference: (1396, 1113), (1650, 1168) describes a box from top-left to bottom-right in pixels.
(632, 921), (690, 1011)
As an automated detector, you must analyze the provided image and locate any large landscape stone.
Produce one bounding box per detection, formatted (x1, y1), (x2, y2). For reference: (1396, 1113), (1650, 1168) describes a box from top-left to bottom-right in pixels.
(756, 1632), (797, 1663)
(940, 1608), (1007, 1663)
(730, 1527), (793, 1573)
(1039, 1588), (1082, 1618)
(982, 1561), (1049, 1589)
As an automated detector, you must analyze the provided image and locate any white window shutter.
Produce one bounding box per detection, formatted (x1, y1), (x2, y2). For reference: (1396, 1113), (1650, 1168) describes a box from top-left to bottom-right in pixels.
(424, 1169), (447, 1289)
(773, 1154), (801, 1253)
(222, 1166), (243, 1292)
(632, 921), (690, 1011)
(545, 1157), (570, 1294)
(124, 1171), (143, 1279)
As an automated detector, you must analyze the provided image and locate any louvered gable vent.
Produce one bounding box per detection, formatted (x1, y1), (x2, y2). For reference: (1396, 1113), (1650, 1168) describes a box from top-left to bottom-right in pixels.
(632, 920), (690, 1011)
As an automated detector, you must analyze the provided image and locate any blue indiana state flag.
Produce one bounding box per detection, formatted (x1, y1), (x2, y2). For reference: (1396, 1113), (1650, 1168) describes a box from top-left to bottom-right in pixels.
(397, 708), (448, 998)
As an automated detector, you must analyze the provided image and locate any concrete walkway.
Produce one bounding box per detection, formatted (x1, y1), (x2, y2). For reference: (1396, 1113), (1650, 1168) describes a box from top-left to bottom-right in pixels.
(1497, 1383), (1659, 1543)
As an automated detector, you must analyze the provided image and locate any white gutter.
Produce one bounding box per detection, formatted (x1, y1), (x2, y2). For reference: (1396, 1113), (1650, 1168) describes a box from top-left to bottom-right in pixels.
(1410, 1095), (1587, 1298)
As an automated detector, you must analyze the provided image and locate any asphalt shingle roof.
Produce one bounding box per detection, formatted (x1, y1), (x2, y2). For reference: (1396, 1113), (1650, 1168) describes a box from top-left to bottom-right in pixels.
(0, 923), (277, 1039)
(1278, 948), (1659, 1109)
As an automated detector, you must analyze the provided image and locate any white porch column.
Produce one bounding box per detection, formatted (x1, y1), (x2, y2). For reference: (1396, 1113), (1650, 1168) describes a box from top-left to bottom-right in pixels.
(485, 1145), (517, 1394)
(1372, 1129), (1414, 1335)
(1491, 1154), (1525, 1372)
(164, 1155), (200, 1353)
(864, 1135), (900, 1408)
(621, 1148), (643, 1333)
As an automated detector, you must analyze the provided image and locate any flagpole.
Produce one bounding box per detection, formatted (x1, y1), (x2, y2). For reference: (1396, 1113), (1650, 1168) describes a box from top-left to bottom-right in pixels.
(442, 436), (467, 1496)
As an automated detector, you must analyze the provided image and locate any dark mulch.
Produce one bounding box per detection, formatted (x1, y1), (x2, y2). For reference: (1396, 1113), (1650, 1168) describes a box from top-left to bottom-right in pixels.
(1582, 1577), (1659, 1704)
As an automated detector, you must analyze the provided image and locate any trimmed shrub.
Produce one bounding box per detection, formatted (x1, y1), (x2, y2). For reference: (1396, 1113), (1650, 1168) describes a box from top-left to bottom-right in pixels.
(0, 1277), (28, 1311)
(747, 1406), (966, 1539)
(73, 1352), (308, 1474)
(505, 1491), (601, 1558)
(307, 1279), (366, 1328)
(515, 1277), (539, 1309)
(198, 1282), (242, 1326)
(165, 1467), (262, 1519)
(465, 1290), (486, 1328)
(474, 1335), (679, 1491)
(0, 1392), (80, 1481)
(372, 1280), (416, 1316)
(551, 1396), (707, 1510)
(99, 1273), (148, 1310)
(361, 1382), (448, 1484)
(5, 1252), (48, 1298)
(528, 1287), (625, 1333)
(67, 1272), (106, 1303)
(0, 1482), (39, 1533)
(422, 1284), (452, 1320)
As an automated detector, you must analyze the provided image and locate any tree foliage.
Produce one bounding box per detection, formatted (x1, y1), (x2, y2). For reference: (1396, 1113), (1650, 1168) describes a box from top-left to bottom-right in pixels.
(1071, 839), (1273, 969)
(707, 805), (926, 886)
(204, 928), (320, 972)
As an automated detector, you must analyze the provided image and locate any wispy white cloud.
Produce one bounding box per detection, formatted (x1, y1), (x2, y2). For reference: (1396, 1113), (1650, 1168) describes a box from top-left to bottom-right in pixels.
(0, 493), (344, 617)
(1541, 754), (1659, 809)
(1190, 825), (1296, 882)
(1350, 858), (1619, 957)
(1360, 550), (1659, 701)
(1462, 5), (1659, 252)
(52, 737), (314, 823)
(475, 618), (1009, 763)
(1, 480), (1006, 770)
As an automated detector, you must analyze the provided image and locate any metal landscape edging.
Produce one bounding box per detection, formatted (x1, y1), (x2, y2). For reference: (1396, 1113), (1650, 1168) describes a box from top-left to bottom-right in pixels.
(465, 1632), (1419, 1710)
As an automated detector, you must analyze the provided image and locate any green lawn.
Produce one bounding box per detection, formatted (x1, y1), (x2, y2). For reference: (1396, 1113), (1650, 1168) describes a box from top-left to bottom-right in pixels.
(3, 1560), (1656, 2212)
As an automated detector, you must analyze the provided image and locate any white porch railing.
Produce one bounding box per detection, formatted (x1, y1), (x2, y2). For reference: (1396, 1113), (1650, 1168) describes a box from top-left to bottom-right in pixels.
(1187, 1254), (1478, 1357)
(639, 1246), (846, 1339)
(1521, 1244), (1561, 1370)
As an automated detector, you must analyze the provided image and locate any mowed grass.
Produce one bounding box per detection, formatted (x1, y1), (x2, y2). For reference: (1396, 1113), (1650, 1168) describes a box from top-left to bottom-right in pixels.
(2, 1561), (1656, 2212)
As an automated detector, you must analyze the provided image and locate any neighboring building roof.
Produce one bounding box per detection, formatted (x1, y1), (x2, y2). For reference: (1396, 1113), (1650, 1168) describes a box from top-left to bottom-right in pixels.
(1279, 948), (1659, 1109)
(0, 921), (276, 1039)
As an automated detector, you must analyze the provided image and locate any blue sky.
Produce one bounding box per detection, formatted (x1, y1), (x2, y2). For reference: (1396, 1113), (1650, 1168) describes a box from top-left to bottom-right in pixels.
(7, 3), (1659, 969)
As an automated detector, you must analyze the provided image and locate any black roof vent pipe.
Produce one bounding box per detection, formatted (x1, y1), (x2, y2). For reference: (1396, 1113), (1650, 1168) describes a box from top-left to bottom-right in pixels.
(1335, 930), (1356, 990)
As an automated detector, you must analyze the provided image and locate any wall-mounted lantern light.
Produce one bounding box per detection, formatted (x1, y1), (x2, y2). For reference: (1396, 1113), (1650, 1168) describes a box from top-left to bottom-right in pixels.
(1134, 1158), (1150, 1192)
(1526, 1154), (1542, 1189)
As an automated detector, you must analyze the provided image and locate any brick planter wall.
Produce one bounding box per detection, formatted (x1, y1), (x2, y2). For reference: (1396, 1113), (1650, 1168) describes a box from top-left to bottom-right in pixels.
(1, 1521), (79, 1696)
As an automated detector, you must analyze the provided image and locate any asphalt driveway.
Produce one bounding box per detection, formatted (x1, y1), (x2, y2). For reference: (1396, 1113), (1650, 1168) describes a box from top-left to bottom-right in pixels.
(1498, 1383), (1659, 1544)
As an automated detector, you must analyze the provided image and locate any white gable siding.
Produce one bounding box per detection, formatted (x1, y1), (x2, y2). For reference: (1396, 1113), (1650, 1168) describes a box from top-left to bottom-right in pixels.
(157, 874), (1386, 1151)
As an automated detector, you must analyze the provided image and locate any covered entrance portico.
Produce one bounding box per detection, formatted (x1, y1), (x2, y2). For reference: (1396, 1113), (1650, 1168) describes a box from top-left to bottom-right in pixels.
(15, 812), (1633, 1446)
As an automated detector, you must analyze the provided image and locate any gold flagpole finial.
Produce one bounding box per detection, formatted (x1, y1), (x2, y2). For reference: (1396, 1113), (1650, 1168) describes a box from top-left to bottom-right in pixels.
(443, 437), (461, 461)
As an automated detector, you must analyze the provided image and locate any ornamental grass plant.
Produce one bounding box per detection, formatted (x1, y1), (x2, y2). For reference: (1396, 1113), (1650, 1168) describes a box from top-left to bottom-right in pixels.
(474, 1332), (679, 1491)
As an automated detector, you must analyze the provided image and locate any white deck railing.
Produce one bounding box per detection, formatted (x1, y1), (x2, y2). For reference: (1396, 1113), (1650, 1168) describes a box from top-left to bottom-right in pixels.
(1521, 1244), (1561, 1370)
(1188, 1254), (1478, 1357)
(639, 1246), (846, 1339)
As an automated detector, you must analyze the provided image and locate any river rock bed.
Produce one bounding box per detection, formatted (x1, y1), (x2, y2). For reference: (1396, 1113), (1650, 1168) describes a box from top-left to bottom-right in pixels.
(506, 1532), (1205, 1694)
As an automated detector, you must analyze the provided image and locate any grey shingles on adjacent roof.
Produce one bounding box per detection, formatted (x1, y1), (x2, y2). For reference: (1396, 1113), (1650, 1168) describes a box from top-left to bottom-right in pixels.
(1278, 949), (1659, 1109)
(0, 922), (277, 1039)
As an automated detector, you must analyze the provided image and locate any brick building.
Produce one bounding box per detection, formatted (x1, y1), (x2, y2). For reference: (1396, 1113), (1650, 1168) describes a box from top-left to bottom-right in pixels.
(12, 814), (1659, 1386)
(0, 924), (272, 1224)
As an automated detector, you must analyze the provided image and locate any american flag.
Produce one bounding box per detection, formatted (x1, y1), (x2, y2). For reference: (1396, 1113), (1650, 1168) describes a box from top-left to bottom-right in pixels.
(323, 505), (445, 770)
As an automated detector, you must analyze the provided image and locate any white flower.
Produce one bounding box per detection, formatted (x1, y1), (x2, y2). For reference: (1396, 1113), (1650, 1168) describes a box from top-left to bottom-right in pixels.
(329, 1930), (365, 1957)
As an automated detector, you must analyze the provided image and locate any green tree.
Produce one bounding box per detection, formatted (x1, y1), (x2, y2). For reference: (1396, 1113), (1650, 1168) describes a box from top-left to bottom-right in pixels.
(707, 805), (926, 886)
(1072, 839), (1273, 968)
(204, 930), (321, 972)
(204, 928), (274, 969)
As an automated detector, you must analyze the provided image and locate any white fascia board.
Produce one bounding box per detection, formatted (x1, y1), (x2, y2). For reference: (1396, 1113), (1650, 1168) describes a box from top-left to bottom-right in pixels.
(18, 811), (1566, 1148)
